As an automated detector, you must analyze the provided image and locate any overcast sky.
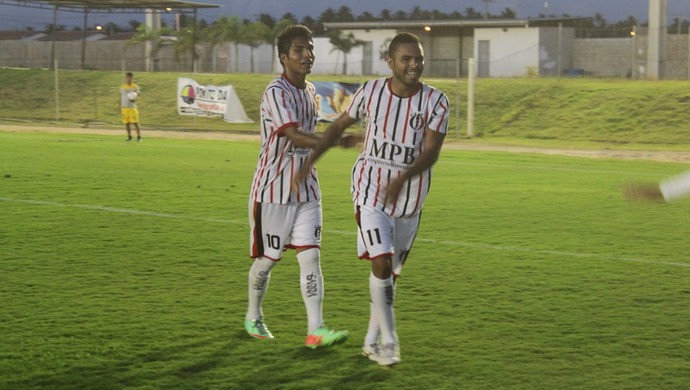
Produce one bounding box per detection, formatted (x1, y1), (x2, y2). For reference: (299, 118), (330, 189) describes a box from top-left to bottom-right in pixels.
(1, 0), (690, 30)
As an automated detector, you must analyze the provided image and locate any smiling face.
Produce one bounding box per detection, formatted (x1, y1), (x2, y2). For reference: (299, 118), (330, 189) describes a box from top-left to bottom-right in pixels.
(280, 36), (315, 85)
(387, 42), (424, 96)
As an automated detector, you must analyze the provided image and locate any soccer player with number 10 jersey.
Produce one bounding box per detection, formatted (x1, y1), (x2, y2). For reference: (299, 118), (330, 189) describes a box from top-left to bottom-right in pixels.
(245, 25), (359, 349)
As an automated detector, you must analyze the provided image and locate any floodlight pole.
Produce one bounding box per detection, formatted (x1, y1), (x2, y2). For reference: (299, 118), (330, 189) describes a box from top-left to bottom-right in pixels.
(145, 9), (161, 71)
(50, 4), (58, 70)
(557, 23), (563, 77)
(456, 59), (461, 134)
(647, 0), (668, 80)
(54, 59), (60, 122)
(631, 25), (638, 80)
(467, 58), (476, 138)
(81, 8), (88, 70)
(192, 7), (199, 73)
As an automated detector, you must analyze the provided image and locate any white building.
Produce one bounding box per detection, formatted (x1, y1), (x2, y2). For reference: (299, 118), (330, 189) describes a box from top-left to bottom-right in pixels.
(323, 19), (579, 78)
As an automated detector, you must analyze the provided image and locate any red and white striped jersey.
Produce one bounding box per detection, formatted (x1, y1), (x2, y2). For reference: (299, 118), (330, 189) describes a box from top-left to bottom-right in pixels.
(346, 78), (449, 218)
(249, 75), (320, 204)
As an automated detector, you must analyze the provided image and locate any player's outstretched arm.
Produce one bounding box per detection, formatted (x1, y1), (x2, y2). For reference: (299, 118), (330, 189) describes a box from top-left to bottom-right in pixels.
(292, 113), (357, 189)
(338, 133), (365, 149)
(314, 113), (359, 157)
(283, 125), (321, 149)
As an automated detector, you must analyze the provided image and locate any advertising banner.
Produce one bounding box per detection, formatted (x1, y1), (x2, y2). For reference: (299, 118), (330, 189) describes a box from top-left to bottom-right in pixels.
(313, 81), (360, 122)
(177, 77), (253, 123)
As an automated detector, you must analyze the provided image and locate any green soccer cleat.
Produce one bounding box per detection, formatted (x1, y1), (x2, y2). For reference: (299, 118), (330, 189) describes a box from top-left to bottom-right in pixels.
(245, 319), (274, 339)
(305, 326), (349, 349)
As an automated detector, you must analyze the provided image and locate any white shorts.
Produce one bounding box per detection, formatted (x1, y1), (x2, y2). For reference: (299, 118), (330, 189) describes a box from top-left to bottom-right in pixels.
(249, 199), (322, 260)
(355, 204), (420, 276)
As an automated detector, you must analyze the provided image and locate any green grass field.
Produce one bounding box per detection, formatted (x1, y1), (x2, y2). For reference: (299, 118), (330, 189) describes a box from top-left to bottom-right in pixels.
(1, 130), (689, 389)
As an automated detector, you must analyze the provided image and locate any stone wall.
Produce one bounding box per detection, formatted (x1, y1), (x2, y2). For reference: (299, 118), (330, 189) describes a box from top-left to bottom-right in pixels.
(573, 35), (689, 79)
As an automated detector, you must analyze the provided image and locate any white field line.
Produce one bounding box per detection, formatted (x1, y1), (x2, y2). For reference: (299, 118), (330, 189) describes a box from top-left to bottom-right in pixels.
(442, 159), (670, 177)
(0, 197), (242, 224)
(2, 196), (689, 269)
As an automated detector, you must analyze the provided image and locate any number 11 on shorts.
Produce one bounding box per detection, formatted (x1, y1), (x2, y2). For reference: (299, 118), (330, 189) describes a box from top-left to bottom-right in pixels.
(366, 228), (381, 245)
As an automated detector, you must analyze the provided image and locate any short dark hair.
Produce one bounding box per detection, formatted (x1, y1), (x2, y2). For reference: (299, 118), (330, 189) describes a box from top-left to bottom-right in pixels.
(276, 24), (313, 63)
(388, 33), (421, 57)
(126, 72), (133, 77)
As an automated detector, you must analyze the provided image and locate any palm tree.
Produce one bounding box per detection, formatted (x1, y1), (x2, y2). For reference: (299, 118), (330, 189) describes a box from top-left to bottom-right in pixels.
(205, 16), (243, 72)
(267, 19), (295, 72)
(127, 20), (141, 32)
(240, 21), (270, 73)
(300, 16), (320, 35)
(464, 7), (483, 19)
(171, 27), (199, 72)
(327, 29), (365, 75)
(379, 9), (392, 21)
(127, 24), (171, 71)
(409, 6), (430, 20)
(206, 16), (243, 72)
(335, 6), (355, 21)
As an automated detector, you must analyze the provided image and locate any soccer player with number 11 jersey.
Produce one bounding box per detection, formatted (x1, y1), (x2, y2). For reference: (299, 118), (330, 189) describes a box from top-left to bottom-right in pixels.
(295, 32), (450, 366)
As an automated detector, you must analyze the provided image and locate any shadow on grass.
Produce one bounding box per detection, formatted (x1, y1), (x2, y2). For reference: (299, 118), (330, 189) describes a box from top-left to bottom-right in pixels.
(8, 327), (397, 389)
(8, 329), (241, 390)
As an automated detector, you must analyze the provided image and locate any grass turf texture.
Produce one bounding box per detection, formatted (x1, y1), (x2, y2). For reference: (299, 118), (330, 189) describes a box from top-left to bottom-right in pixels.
(1, 131), (689, 389)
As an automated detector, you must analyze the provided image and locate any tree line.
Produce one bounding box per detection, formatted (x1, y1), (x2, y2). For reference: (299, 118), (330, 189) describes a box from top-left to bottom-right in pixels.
(36, 5), (690, 72)
(41, 5), (688, 38)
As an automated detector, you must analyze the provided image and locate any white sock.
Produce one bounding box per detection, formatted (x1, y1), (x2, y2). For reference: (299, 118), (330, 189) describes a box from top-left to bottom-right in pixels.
(246, 257), (276, 321)
(370, 273), (397, 347)
(297, 248), (324, 333)
(364, 279), (398, 346)
(364, 300), (379, 346)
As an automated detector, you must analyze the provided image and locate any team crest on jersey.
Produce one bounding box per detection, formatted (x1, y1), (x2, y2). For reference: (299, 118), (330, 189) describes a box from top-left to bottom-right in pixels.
(409, 112), (425, 131)
(314, 225), (322, 239)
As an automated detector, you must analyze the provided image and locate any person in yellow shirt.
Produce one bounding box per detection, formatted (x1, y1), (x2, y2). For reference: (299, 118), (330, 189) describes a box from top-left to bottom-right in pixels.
(120, 72), (142, 141)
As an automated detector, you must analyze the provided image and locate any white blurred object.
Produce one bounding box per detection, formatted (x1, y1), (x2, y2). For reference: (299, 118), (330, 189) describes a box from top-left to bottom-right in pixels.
(660, 170), (690, 202)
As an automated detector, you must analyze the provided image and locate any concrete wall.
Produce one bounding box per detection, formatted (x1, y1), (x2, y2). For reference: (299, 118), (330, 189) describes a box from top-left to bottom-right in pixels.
(574, 34), (690, 79)
(338, 29), (396, 76)
(475, 27), (540, 77)
(539, 27), (575, 76)
(573, 38), (634, 77)
(428, 33), (462, 77)
(665, 35), (690, 79)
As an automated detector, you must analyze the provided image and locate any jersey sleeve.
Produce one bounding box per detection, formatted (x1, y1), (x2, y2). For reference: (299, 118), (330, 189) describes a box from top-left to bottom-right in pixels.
(345, 81), (368, 121)
(263, 85), (299, 135)
(427, 91), (450, 135)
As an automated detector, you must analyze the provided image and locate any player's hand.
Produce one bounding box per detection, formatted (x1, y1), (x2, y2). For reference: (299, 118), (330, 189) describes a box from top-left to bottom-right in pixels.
(292, 165), (310, 192)
(384, 177), (404, 206)
(339, 133), (364, 149)
(623, 183), (665, 202)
